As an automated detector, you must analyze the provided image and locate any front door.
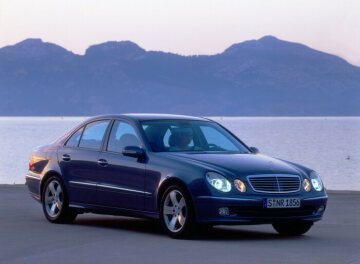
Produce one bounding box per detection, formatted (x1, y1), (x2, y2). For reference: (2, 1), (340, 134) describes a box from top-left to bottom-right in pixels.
(97, 120), (146, 210)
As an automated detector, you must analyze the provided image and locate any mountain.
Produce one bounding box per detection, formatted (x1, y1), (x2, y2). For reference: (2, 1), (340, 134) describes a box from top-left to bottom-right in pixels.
(0, 36), (359, 116)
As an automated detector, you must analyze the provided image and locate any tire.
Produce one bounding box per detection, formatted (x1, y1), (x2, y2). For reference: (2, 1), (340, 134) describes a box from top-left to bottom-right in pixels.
(272, 221), (313, 236)
(160, 184), (196, 239)
(42, 176), (77, 224)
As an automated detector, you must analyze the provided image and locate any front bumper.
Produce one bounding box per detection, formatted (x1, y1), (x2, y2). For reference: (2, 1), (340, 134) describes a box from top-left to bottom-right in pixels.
(194, 195), (328, 224)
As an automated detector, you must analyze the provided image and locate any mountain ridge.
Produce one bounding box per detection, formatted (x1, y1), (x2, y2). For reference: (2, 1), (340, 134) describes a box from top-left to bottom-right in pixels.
(0, 36), (359, 116)
(2, 36), (358, 66)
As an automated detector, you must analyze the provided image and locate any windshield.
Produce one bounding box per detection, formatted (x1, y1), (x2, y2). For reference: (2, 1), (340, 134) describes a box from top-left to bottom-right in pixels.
(141, 120), (250, 153)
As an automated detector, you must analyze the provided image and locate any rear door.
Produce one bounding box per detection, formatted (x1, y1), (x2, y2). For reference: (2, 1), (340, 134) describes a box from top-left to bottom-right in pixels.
(97, 120), (146, 210)
(58, 120), (110, 204)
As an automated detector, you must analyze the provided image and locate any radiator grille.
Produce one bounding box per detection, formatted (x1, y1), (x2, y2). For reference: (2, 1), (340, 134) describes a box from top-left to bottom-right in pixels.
(247, 175), (301, 193)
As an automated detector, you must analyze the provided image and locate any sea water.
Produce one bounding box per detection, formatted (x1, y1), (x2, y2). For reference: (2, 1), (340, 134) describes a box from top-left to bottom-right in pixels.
(0, 116), (359, 190)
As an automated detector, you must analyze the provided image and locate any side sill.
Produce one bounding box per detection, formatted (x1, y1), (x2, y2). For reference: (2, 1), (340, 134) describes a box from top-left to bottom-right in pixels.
(197, 196), (262, 202)
(69, 203), (159, 219)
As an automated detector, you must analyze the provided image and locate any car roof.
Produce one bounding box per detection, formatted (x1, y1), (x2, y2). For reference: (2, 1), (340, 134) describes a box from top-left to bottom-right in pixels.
(87, 113), (211, 122)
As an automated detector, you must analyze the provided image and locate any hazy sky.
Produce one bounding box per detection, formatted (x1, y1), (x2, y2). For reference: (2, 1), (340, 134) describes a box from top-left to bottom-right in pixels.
(1, 0), (359, 66)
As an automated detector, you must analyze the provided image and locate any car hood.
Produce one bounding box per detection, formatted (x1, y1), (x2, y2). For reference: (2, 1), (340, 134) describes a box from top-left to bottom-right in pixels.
(167, 153), (302, 178)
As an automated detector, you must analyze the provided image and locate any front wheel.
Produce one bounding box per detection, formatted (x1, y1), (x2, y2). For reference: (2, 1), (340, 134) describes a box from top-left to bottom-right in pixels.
(272, 221), (313, 236)
(160, 185), (196, 238)
(42, 176), (77, 223)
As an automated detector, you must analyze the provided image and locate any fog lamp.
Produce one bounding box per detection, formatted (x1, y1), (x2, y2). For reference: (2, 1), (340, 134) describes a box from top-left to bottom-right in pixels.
(317, 206), (325, 213)
(218, 207), (230, 216)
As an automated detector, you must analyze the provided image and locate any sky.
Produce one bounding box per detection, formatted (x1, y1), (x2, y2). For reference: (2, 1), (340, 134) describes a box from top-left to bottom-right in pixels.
(0, 0), (359, 66)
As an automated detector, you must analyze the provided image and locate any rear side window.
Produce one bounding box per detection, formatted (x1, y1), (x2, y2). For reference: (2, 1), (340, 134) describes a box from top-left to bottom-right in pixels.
(79, 120), (110, 150)
(107, 121), (140, 153)
(66, 127), (84, 147)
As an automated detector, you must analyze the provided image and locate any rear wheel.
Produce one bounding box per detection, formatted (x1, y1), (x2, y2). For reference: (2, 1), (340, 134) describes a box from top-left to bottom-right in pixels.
(160, 185), (196, 238)
(42, 176), (77, 223)
(272, 221), (313, 236)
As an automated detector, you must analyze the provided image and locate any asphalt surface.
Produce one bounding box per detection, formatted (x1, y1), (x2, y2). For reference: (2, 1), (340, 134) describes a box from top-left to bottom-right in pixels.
(0, 185), (359, 264)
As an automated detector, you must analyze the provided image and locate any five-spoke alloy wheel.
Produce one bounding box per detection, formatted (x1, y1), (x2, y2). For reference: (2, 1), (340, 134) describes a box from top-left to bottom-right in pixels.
(163, 190), (187, 233)
(160, 185), (195, 238)
(42, 176), (77, 223)
(44, 179), (63, 218)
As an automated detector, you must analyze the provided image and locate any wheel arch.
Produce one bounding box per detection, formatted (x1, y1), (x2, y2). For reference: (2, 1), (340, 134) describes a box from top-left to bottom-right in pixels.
(157, 177), (195, 213)
(40, 170), (64, 201)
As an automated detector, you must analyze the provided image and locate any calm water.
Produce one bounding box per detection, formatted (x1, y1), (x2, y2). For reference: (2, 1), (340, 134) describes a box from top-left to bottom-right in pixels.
(0, 117), (359, 190)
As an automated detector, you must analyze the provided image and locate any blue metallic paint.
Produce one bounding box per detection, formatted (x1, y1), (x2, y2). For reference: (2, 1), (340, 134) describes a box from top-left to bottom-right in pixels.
(25, 114), (327, 225)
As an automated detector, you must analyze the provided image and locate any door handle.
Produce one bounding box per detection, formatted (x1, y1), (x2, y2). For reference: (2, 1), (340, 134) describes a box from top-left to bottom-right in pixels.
(62, 154), (71, 162)
(97, 159), (108, 167)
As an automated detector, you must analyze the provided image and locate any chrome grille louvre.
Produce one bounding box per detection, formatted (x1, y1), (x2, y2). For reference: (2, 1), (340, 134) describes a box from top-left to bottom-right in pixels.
(247, 175), (301, 193)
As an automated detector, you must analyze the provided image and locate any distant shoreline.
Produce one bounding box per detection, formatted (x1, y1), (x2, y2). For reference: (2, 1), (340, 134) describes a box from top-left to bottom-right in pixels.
(0, 116), (360, 119)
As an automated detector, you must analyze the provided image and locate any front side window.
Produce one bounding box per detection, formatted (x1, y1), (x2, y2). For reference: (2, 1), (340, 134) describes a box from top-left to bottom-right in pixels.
(66, 127), (84, 147)
(107, 121), (141, 153)
(79, 120), (110, 150)
(141, 120), (250, 153)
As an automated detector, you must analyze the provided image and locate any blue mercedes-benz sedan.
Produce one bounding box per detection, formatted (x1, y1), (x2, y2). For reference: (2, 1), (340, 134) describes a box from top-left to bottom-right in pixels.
(26, 114), (327, 238)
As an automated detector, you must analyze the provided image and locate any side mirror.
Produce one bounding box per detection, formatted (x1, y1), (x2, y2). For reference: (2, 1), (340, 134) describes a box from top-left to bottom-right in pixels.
(122, 146), (145, 159)
(249, 147), (259, 154)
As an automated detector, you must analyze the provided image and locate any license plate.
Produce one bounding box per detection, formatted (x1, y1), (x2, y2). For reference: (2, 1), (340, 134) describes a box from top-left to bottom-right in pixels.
(264, 198), (300, 208)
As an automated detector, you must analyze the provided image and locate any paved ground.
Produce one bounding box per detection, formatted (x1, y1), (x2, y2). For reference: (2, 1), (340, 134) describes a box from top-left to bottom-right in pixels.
(0, 185), (359, 264)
